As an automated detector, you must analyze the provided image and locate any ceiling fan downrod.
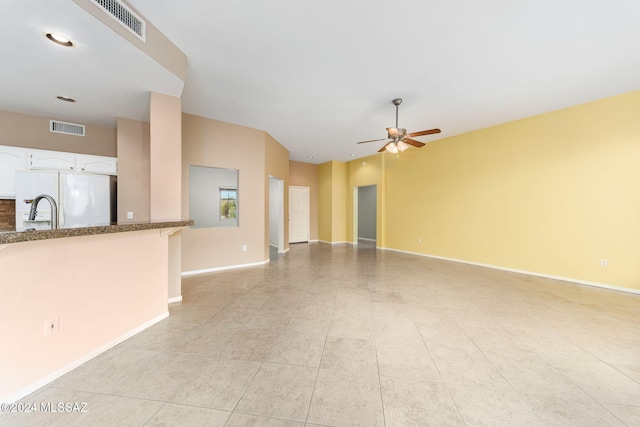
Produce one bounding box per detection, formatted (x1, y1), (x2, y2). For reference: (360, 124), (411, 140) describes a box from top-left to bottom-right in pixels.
(392, 98), (402, 129)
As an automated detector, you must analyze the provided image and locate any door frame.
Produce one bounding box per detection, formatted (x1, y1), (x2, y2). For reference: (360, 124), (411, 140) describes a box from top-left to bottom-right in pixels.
(289, 185), (310, 243)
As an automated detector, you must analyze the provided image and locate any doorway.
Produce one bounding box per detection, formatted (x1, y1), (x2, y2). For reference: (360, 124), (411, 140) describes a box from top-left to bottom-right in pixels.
(356, 185), (377, 242)
(269, 176), (285, 254)
(289, 186), (310, 243)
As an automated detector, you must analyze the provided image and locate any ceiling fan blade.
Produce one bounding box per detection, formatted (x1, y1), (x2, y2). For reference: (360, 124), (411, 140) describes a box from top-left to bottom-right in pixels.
(407, 128), (441, 138)
(404, 138), (425, 148)
(357, 138), (388, 144)
(378, 142), (390, 153)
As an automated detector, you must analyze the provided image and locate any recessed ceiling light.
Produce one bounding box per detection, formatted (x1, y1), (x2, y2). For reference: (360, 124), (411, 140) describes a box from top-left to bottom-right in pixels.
(351, 154), (356, 157)
(56, 96), (76, 103)
(45, 32), (74, 47)
(308, 155), (314, 159)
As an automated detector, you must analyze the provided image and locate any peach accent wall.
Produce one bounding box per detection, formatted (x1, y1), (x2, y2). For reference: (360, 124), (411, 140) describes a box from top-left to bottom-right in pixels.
(150, 92), (182, 220)
(116, 117), (150, 222)
(0, 109), (116, 156)
(265, 133), (290, 256)
(289, 161), (319, 242)
(0, 230), (169, 401)
(181, 114), (268, 272)
(149, 93), (182, 300)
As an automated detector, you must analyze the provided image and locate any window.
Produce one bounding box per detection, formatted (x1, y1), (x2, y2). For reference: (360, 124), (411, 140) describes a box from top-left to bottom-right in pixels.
(220, 188), (237, 220)
(189, 165), (239, 228)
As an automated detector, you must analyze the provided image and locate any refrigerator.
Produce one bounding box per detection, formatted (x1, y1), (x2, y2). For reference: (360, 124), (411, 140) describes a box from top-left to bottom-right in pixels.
(15, 170), (116, 231)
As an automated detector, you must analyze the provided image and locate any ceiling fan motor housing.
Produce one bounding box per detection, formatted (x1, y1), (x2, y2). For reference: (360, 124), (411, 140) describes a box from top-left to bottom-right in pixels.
(387, 127), (406, 139)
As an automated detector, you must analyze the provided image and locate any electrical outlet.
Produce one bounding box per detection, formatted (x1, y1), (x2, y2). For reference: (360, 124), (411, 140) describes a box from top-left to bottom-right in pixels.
(600, 259), (608, 267)
(45, 316), (59, 336)
(127, 211), (134, 219)
(417, 237), (422, 244)
(242, 244), (247, 252)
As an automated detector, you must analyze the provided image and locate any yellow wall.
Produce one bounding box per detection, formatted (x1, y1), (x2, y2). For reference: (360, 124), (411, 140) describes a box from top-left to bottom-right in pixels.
(332, 161), (349, 242)
(384, 91), (640, 291)
(318, 160), (349, 243)
(318, 162), (333, 242)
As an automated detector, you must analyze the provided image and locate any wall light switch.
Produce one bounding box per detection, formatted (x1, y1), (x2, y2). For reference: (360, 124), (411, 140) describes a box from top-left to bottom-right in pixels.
(127, 211), (133, 219)
(242, 244), (247, 252)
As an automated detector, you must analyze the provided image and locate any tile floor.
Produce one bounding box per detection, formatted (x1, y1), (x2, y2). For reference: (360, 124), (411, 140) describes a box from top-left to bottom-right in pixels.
(2, 241), (640, 426)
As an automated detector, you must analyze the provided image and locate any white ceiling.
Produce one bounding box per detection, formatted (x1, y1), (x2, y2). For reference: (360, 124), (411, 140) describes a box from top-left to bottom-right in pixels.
(3, 0), (639, 164)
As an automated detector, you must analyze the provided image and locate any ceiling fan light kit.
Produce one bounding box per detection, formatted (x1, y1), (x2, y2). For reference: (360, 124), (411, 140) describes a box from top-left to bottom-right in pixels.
(357, 98), (441, 154)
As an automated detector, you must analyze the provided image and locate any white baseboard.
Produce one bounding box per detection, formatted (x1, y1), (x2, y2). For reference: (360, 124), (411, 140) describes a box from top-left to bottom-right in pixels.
(358, 237), (376, 242)
(168, 296), (183, 304)
(381, 247), (640, 296)
(4, 311), (169, 403)
(181, 259), (270, 276)
(318, 240), (350, 245)
(269, 244), (290, 254)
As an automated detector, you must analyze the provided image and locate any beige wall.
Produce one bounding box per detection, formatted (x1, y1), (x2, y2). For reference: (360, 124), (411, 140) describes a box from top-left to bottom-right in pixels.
(0, 109), (116, 156)
(116, 117), (150, 222)
(182, 113), (269, 272)
(265, 133), (290, 256)
(0, 230), (169, 401)
(289, 161), (319, 241)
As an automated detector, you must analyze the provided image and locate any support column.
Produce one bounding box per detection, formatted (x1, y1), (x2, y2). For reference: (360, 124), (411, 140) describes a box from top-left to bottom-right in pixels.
(149, 92), (182, 301)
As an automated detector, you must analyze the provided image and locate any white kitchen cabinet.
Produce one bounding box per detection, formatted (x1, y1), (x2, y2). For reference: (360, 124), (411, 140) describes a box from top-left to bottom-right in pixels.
(77, 154), (118, 175)
(0, 145), (28, 198)
(29, 150), (76, 171)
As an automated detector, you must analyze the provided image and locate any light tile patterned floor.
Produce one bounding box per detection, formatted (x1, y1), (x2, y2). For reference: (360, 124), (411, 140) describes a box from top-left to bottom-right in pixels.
(2, 241), (640, 426)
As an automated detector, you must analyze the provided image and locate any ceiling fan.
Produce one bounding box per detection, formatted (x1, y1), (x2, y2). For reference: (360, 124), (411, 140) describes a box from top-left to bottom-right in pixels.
(357, 98), (441, 153)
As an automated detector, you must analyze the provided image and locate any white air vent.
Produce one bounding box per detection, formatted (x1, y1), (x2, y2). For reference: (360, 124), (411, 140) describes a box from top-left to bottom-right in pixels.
(91, 0), (146, 42)
(50, 120), (85, 137)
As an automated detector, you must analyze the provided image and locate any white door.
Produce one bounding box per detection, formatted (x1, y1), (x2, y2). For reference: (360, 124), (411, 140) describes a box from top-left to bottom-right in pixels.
(289, 186), (309, 243)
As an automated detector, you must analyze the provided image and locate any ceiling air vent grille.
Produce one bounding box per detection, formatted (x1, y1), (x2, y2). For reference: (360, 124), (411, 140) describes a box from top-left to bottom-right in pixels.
(50, 120), (86, 137)
(90, 0), (146, 42)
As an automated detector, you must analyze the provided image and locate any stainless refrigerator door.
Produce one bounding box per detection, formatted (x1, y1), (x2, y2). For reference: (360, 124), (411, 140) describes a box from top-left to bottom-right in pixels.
(59, 172), (111, 228)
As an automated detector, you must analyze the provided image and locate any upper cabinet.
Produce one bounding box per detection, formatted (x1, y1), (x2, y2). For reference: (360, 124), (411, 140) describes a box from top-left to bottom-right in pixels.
(0, 145), (117, 199)
(29, 150), (76, 171)
(77, 154), (118, 175)
(0, 146), (28, 198)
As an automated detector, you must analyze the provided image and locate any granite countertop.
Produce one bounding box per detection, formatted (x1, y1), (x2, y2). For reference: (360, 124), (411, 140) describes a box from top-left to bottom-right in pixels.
(0, 220), (193, 245)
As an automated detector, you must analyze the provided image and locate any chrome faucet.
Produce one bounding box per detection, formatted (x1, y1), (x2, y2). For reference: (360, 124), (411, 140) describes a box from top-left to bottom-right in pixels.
(29, 194), (58, 230)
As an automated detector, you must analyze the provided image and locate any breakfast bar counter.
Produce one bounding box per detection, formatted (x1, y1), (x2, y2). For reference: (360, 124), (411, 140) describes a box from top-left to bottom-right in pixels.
(0, 220), (192, 402)
(0, 220), (193, 245)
